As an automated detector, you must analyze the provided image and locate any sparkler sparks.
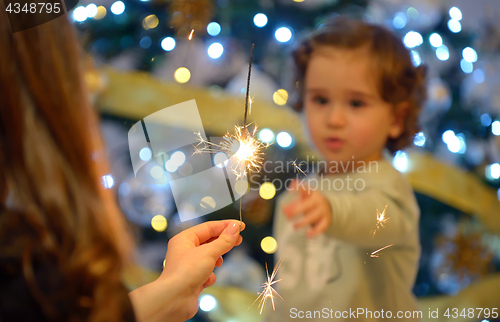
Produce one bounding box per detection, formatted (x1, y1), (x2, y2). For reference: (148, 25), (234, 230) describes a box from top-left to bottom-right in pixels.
(188, 29), (194, 40)
(193, 124), (269, 178)
(249, 258), (284, 314)
(369, 244), (393, 258)
(291, 158), (307, 177)
(371, 204), (389, 237)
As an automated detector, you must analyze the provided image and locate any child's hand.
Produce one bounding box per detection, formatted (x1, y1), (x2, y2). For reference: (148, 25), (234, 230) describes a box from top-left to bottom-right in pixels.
(282, 180), (332, 238)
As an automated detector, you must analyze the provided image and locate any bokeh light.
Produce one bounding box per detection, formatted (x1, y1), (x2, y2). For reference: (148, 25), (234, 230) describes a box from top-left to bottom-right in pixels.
(392, 12), (407, 29)
(261, 236), (278, 254)
(161, 37), (176, 51)
(110, 1), (125, 15)
(392, 151), (408, 172)
(73, 6), (87, 22)
(170, 151), (186, 167)
(259, 182), (276, 200)
(275, 27), (292, 43)
(460, 59), (473, 74)
(214, 152), (229, 168)
(447, 19), (461, 33)
(208, 43), (224, 59)
(151, 215), (167, 232)
(273, 89), (288, 105)
(481, 114), (492, 127)
(429, 33), (442, 47)
(102, 174), (114, 189)
(94, 6), (106, 20)
(174, 67), (191, 83)
(143, 14), (159, 30)
(200, 295), (216, 312)
(207, 22), (221, 36)
(492, 121), (500, 136)
(139, 147), (152, 161)
(150, 165), (164, 179)
(86, 4), (98, 18)
(253, 13), (268, 27)
(462, 47), (478, 63)
(413, 132), (426, 147)
(258, 128), (275, 143)
(436, 45), (450, 61)
(276, 132), (293, 148)
(449, 6), (462, 20)
(140, 37), (152, 49)
(403, 31), (423, 48)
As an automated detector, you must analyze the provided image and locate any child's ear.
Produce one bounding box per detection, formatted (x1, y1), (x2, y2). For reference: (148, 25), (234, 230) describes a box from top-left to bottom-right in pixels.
(388, 102), (410, 139)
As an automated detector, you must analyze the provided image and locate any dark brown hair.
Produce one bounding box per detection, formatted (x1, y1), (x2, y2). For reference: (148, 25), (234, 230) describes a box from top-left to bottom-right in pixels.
(292, 16), (427, 153)
(0, 8), (133, 322)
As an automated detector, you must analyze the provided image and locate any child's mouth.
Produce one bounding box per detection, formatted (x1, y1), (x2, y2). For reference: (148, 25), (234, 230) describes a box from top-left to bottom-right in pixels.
(325, 137), (344, 150)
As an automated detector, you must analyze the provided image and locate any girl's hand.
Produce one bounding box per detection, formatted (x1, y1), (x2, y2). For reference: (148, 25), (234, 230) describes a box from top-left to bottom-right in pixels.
(129, 220), (245, 322)
(283, 180), (332, 238)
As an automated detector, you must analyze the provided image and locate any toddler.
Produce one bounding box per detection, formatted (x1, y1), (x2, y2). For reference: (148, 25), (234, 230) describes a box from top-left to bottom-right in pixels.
(271, 16), (426, 321)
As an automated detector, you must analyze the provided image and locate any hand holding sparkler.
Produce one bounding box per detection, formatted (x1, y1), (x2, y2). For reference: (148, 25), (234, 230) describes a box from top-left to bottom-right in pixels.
(129, 220), (245, 322)
(283, 180), (332, 238)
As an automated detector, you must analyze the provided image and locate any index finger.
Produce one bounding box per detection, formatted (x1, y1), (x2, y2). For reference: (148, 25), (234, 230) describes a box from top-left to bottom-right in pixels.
(184, 220), (246, 246)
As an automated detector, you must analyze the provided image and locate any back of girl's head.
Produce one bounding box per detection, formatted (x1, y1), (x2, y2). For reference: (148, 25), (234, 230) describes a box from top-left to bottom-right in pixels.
(0, 9), (133, 321)
(292, 15), (427, 154)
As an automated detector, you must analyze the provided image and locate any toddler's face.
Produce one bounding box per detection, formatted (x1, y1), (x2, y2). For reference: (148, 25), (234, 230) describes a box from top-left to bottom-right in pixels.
(304, 46), (403, 168)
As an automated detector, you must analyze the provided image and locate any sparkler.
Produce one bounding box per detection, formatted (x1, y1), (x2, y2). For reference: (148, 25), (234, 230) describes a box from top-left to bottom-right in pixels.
(291, 158), (307, 177)
(371, 204), (389, 237)
(188, 29), (194, 40)
(249, 258), (284, 314)
(369, 244), (393, 258)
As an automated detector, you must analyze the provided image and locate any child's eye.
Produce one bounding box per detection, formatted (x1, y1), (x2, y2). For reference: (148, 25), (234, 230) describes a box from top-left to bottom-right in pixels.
(350, 99), (366, 108)
(313, 96), (329, 105)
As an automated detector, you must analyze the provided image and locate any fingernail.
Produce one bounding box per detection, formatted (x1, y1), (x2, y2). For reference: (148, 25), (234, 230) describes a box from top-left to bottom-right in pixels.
(226, 222), (239, 235)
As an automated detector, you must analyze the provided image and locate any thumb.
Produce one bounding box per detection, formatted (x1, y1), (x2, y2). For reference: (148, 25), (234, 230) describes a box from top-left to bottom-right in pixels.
(205, 222), (241, 260)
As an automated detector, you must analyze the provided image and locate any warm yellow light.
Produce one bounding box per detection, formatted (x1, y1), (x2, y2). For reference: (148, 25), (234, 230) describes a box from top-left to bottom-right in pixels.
(236, 140), (252, 160)
(293, 0), (305, 2)
(151, 215), (167, 232)
(143, 14), (159, 30)
(273, 89), (288, 106)
(261, 236), (278, 254)
(234, 179), (249, 195)
(259, 182), (276, 200)
(174, 67), (191, 83)
(163, 259), (166, 268)
(94, 6), (106, 20)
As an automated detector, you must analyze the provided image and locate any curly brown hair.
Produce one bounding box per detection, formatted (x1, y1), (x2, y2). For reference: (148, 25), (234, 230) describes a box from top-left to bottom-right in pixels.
(292, 16), (427, 154)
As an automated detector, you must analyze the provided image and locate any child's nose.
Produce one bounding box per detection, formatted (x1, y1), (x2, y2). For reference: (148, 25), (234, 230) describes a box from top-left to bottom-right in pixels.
(326, 106), (347, 128)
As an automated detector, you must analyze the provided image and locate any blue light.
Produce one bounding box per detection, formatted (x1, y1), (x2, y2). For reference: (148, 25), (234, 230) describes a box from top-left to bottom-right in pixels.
(208, 43), (224, 59)
(170, 151), (186, 167)
(460, 59), (473, 74)
(214, 152), (228, 168)
(403, 31), (423, 48)
(448, 19), (461, 33)
(73, 6), (87, 22)
(436, 45), (450, 61)
(258, 128), (275, 143)
(253, 13), (268, 28)
(139, 147), (152, 161)
(473, 69), (485, 83)
(200, 295), (217, 312)
(456, 133), (466, 154)
(481, 113), (492, 127)
(102, 174), (115, 189)
(492, 121), (500, 136)
(207, 22), (221, 36)
(86, 4), (98, 18)
(462, 47), (478, 63)
(413, 132), (425, 147)
(161, 37), (176, 51)
(276, 132), (293, 148)
(411, 50), (421, 66)
(140, 37), (152, 49)
(486, 163), (500, 180)
(429, 33), (443, 47)
(442, 130), (455, 145)
(393, 151), (408, 172)
(449, 6), (462, 20)
(275, 27), (292, 43)
(110, 1), (125, 15)
(392, 12), (407, 29)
